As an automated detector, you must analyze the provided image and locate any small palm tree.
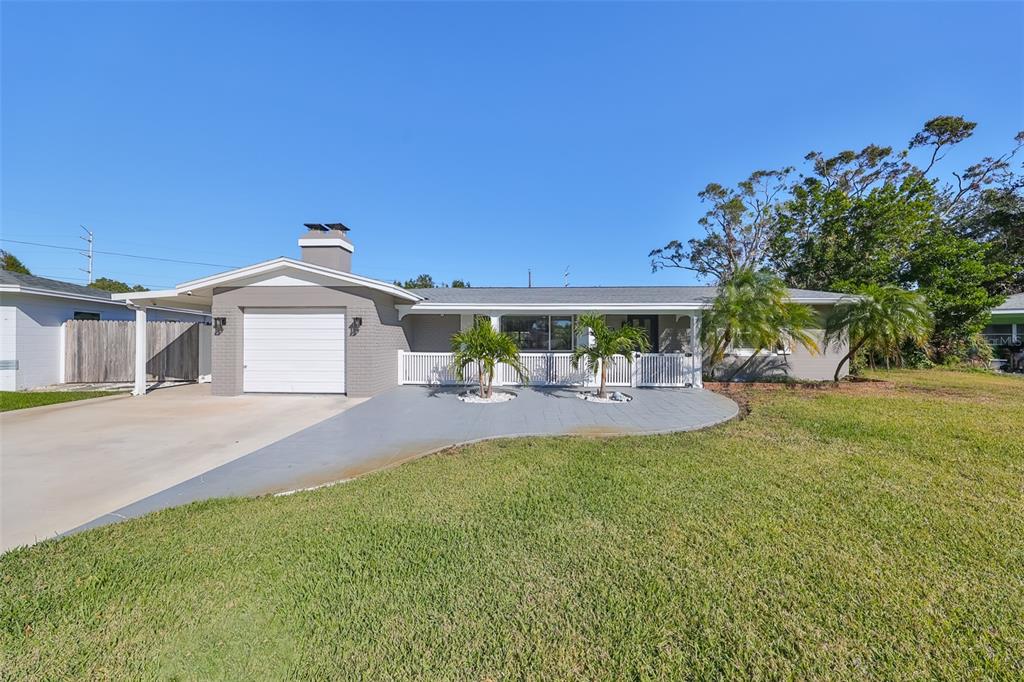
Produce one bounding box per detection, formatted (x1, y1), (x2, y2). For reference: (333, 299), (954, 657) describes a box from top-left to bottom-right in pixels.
(450, 318), (528, 398)
(824, 284), (932, 382)
(702, 268), (821, 382)
(571, 313), (651, 398)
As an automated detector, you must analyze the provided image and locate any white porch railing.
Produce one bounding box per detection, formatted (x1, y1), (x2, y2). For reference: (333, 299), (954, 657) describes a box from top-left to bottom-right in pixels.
(398, 351), (702, 388)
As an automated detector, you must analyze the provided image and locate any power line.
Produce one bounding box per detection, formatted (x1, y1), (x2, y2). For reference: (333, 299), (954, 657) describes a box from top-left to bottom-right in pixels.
(0, 238), (238, 268)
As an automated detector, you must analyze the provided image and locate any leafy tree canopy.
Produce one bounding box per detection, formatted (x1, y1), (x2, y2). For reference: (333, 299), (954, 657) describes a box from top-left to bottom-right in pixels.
(89, 277), (149, 294)
(396, 274), (470, 289)
(651, 115), (1023, 362)
(0, 250), (31, 275)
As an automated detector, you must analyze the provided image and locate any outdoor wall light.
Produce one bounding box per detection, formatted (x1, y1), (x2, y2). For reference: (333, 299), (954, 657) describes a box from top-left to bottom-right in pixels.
(350, 317), (363, 334)
(213, 317), (227, 335)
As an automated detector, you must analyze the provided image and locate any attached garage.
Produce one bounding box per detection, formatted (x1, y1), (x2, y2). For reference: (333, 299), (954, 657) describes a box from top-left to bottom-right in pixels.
(243, 308), (346, 393)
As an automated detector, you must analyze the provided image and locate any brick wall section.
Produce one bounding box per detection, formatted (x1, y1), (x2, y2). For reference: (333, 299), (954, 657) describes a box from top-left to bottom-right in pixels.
(407, 314), (461, 352)
(211, 285), (411, 397)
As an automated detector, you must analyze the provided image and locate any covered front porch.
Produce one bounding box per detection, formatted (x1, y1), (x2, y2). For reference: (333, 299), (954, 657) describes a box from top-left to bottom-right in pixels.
(399, 310), (704, 389)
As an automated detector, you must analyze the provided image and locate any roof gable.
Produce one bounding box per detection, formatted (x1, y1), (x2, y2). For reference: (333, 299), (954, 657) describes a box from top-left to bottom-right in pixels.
(176, 257), (422, 301)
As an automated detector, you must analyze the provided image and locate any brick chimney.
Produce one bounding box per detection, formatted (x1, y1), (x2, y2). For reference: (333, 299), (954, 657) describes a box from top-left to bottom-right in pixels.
(299, 223), (354, 272)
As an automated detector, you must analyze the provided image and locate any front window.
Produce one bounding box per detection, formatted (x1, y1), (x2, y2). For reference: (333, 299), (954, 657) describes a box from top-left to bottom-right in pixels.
(550, 316), (574, 350)
(73, 311), (101, 321)
(502, 315), (575, 351)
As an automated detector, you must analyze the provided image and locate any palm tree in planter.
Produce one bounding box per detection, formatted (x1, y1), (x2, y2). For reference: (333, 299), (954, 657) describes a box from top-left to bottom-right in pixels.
(824, 284), (932, 382)
(702, 267), (821, 382)
(450, 318), (529, 399)
(571, 313), (651, 399)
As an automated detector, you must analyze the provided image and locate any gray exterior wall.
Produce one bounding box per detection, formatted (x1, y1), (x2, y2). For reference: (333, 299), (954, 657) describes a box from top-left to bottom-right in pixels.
(407, 314), (461, 352)
(711, 307), (849, 382)
(211, 285), (410, 397)
(712, 330), (848, 382)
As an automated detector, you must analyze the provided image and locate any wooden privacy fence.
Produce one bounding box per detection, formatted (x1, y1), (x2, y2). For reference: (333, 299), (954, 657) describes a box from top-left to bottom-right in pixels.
(65, 320), (202, 382)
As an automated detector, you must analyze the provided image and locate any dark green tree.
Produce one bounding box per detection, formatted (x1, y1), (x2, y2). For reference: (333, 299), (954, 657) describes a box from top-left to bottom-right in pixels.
(89, 277), (148, 294)
(0, 250), (31, 274)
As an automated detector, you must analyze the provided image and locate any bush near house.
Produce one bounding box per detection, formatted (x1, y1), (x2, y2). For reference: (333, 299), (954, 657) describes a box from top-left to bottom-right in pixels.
(1, 370), (1021, 679)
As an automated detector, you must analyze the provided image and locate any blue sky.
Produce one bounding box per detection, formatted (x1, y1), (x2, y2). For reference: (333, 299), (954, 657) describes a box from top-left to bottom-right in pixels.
(2, 1), (1022, 289)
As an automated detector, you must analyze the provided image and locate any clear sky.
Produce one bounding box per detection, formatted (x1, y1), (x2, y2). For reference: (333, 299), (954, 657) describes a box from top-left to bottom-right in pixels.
(2, 1), (1022, 289)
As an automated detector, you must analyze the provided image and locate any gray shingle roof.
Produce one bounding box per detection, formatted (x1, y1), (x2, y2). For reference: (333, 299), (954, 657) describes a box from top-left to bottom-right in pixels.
(0, 269), (114, 300)
(408, 286), (847, 305)
(993, 292), (1024, 311)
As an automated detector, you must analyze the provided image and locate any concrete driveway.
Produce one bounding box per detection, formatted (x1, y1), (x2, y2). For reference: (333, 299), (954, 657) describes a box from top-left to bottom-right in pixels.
(1, 385), (358, 552)
(74, 386), (739, 536)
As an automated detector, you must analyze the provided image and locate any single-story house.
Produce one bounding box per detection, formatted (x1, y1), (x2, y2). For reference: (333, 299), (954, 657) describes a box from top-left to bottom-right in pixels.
(983, 293), (1024, 346)
(0, 270), (209, 390)
(113, 224), (851, 397)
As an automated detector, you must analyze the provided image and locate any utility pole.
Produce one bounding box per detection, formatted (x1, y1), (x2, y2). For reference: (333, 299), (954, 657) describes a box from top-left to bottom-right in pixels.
(79, 225), (94, 283)
(528, 268), (532, 288)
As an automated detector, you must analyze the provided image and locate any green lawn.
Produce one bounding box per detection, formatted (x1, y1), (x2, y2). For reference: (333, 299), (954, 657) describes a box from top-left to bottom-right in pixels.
(2, 370), (1021, 679)
(0, 390), (117, 412)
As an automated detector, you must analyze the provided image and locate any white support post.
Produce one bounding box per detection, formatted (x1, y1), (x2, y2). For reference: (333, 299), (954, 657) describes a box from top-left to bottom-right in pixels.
(397, 350), (404, 385)
(1013, 323), (1019, 343)
(132, 305), (148, 396)
(489, 315), (503, 388)
(690, 312), (702, 388)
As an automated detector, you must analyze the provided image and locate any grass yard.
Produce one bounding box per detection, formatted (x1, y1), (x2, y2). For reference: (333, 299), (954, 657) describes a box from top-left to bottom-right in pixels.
(0, 390), (117, 412)
(2, 370), (1021, 679)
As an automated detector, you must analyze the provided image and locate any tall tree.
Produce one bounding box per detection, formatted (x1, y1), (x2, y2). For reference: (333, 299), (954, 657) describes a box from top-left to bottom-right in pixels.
(396, 274), (471, 289)
(89, 277), (148, 294)
(649, 169), (791, 282)
(0, 250), (31, 275)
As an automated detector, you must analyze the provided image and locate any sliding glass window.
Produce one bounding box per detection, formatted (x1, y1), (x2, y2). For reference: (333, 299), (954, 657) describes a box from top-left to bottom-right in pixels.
(501, 315), (575, 351)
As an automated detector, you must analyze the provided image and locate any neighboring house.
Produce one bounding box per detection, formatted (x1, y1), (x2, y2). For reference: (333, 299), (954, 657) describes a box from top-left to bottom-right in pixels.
(113, 224), (851, 397)
(0, 270), (209, 390)
(983, 293), (1024, 347)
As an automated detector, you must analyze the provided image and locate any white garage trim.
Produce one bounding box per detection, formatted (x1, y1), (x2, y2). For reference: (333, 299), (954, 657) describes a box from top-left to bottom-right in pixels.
(243, 308), (346, 394)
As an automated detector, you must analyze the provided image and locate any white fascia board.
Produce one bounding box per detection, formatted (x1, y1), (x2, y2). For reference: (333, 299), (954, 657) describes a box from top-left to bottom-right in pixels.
(111, 289), (180, 301)
(0, 285), (120, 305)
(175, 257), (422, 302)
(397, 302), (710, 318)
(992, 309), (1024, 316)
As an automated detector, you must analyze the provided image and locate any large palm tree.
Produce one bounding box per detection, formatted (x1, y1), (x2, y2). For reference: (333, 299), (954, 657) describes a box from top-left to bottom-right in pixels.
(450, 318), (528, 398)
(824, 284), (932, 382)
(571, 313), (651, 398)
(702, 267), (821, 382)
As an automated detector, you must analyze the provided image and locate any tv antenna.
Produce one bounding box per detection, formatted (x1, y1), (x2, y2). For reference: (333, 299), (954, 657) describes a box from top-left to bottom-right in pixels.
(79, 226), (94, 283)
(563, 265), (570, 287)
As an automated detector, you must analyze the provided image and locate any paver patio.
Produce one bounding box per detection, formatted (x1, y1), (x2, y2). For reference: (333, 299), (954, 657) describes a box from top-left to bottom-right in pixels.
(74, 386), (738, 535)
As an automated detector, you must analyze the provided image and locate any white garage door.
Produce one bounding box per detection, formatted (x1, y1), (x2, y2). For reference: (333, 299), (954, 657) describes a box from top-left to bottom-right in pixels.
(243, 308), (346, 393)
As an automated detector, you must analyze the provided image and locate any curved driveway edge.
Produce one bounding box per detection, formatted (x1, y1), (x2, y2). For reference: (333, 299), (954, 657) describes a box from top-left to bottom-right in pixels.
(72, 386), (738, 536)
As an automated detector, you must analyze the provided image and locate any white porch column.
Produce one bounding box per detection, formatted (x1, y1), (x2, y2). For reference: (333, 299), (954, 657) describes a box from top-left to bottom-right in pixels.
(132, 305), (148, 396)
(1013, 323), (1019, 343)
(489, 314), (500, 332)
(690, 312), (703, 388)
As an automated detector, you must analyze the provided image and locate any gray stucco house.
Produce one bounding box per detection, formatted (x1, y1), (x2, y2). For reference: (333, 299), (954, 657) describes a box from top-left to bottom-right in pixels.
(115, 224), (850, 396)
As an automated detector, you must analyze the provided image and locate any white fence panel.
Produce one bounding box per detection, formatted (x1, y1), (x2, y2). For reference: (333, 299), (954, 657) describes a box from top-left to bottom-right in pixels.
(400, 351), (701, 388)
(400, 351), (474, 385)
(637, 353), (697, 387)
